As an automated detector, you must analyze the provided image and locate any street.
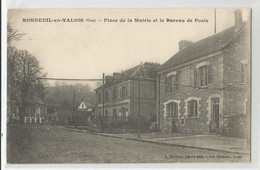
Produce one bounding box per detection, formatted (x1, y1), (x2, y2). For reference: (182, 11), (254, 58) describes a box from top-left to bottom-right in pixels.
(7, 126), (249, 163)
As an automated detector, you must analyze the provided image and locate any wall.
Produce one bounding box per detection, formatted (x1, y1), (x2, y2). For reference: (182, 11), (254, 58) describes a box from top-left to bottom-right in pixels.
(159, 54), (224, 134)
(222, 26), (250, 137)
(130, 81), (157, 128)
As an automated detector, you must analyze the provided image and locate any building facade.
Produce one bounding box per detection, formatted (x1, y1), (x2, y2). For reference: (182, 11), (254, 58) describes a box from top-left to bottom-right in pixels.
(95, 62), (160, 129)
(157, 10), (250, 138)
(24, 103), (47, 124)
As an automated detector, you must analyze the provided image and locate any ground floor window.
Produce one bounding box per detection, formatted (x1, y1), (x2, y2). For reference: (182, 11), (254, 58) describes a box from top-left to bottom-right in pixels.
(180, 117), (185, 125)
(105, 110), (109, 120)
(188, 100), (198, 118)
(113, 109), (117, 119)
(166, 102), (178, 118)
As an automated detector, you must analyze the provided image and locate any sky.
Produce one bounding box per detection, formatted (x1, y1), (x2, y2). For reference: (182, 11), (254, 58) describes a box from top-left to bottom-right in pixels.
(8, 8), (249, 89)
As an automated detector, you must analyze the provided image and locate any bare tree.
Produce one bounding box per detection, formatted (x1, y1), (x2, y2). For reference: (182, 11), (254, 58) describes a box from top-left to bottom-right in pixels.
(7, 22), (46, 125)
(15, 51), (46, 124)
(7, 22), (25, 45)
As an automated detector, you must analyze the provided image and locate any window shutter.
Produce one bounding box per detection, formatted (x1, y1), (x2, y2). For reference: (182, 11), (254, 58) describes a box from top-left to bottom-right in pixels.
(194, 69), (197, 87)
(208, 64), (212, 84)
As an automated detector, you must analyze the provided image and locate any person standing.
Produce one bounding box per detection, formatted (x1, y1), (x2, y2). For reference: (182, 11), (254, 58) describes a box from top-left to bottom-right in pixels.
(172, 119), (177, 133)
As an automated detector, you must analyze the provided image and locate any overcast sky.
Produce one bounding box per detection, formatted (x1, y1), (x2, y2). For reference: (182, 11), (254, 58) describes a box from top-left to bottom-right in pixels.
(8, 8), (249, 89)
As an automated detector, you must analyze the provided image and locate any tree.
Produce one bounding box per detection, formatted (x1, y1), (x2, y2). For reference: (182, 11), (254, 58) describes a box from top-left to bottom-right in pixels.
(7, 22), (46, 125)
(15, 50), (46, 124)
(7, 22), (25, 45)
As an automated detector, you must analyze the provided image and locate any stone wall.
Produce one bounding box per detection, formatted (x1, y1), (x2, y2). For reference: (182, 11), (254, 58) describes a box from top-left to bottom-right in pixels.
(159, 55), (224, 134)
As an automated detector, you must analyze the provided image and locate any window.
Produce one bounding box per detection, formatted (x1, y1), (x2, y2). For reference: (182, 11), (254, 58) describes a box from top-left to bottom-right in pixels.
(113, 109), (117, 119)
(105, 110), (109, 120)
(112, 89), (117, 100)
(122, 87), (126, 98)
(98, 93), (102, 104)
(196, 64), (211, 87)
(180, 117), (185, 125)
(121, 108), (126, 118)
(105, 91), (109, 102)
(167, 75), (178, 92)
(166, 102), (178, 118)
(240, 62), (248, 84)
(188, 100), (198, 117)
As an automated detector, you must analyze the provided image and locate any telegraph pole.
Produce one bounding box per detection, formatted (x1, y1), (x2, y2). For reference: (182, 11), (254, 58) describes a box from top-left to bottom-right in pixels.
(101, 73), (105, 132)
(157, 75), (161, 131)
(138, 79), (141, 138)
(214, 8), (217, 34)
(72, 90), (76, 128)
(102, 73), (105, 118)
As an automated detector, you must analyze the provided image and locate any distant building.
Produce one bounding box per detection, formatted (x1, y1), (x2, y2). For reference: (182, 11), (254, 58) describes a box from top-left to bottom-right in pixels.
(24, 102), (47, 124)
(157, 10), (250, 138)
(95, 62), (160, 129)
(76, 100), (95, 125)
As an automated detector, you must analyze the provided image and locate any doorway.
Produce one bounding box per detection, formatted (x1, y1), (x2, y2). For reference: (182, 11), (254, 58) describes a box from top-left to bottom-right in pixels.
(212, 98), (220, 128)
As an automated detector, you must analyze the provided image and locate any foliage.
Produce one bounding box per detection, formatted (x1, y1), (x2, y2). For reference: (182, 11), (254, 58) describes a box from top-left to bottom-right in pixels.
(44, 83), (96, 108)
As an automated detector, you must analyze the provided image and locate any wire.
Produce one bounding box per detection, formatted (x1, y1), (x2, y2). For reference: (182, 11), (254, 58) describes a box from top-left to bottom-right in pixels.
(37, 76), (224, 91)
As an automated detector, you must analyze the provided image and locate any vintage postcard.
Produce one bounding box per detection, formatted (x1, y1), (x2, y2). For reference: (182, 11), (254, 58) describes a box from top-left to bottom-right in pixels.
(6, 8), (251, 163)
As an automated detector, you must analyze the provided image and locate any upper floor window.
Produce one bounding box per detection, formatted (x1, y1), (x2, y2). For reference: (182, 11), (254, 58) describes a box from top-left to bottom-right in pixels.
(240, 61), (248, 84)
(196, 62), (211, 87)
(122, 86), (126, 98)
(112, 89), (117, 100)
(166, 102), (178, 118)
(188, 100), (198, 118)
(98, 93), (102, 104)
(166, 71), (178, 92)
(105, 91), (109, 102)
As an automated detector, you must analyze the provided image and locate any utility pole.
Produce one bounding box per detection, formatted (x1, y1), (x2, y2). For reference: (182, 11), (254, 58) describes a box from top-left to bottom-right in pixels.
(214, 8), (216, 34)
(72, 90), (76, 127)
(102, 73), (105, 118)
(156, 75), (161, 131)
(138, 79), (141, 138)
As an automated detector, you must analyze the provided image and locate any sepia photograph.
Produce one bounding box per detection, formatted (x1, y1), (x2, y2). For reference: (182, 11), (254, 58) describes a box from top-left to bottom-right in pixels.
(5, 8), (251, 164)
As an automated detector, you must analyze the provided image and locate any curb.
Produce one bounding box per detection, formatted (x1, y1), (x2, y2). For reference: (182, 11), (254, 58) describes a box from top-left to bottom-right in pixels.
(62, 127), (249, 155)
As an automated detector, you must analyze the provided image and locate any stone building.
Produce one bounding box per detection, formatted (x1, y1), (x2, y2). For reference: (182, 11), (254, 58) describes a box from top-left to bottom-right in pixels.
(157, 10), (250, 138)
(95, 62), (160, 129)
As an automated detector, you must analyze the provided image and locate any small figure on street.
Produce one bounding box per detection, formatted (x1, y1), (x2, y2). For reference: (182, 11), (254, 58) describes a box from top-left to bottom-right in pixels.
(172, 119), (177, 133)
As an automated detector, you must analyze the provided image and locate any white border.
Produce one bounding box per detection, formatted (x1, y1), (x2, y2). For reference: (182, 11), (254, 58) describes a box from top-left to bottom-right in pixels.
(2, 0), (260, 170)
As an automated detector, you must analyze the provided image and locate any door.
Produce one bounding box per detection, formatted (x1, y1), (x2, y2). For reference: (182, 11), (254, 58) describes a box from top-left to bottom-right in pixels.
(212, 98), (219, 128)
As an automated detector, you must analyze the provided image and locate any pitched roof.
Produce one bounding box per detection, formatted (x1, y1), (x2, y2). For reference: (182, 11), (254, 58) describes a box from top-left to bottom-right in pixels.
(77, 101), (88, 110)
(159, 22), (248, 72)
(95, 63), (159, 91)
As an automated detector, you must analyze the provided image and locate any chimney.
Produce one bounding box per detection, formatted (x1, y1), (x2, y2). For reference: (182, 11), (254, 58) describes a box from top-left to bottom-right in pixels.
(178, 40), (193, 51)
(234, 9), (243, 31)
